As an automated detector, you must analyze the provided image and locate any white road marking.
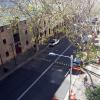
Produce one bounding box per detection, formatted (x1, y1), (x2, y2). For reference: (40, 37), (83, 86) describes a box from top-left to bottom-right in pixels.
(57, 69), (63, 72)
(64, 70), (70, 77)
(17, 44), (72, 100)
(35, 55), (69, 66)
(36, 58), (51, 62)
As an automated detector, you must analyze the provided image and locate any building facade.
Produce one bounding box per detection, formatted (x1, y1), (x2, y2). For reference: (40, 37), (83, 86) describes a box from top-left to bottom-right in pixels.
(0, 15), (63, 67)
(0, 18), (33, 65)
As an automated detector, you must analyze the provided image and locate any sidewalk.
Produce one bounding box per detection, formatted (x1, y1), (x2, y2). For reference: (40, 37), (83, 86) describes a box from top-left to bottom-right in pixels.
(53, 73), (87, 100)
(70, 74), (87, 100)
(53, 74), (78, 100)
(53, 64), (100, 100)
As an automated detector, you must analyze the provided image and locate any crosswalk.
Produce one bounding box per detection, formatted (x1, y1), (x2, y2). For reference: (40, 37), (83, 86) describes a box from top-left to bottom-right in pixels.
(55, 61), (70, 66)
(34, 57), (70, 67)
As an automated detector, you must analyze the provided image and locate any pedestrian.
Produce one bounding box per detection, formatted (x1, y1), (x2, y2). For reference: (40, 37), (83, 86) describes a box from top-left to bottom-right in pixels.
(84, 75), (88, 86)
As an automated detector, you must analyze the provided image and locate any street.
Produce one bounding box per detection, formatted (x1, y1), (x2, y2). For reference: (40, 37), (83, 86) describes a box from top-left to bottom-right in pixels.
(0, 37), (76, 100)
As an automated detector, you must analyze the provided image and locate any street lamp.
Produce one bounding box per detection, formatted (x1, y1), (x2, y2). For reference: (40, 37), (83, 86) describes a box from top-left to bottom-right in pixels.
(48, 52), (73, 99)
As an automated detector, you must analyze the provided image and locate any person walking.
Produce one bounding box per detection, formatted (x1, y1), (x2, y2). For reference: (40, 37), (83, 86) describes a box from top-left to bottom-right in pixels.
(84, 75), (88, 86)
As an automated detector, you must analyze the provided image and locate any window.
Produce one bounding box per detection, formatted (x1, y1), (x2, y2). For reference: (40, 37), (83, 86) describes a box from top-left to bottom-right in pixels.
(97, 30), (100, 35)
(6, 51), (9, 57)
(13, 33), (20, 43)
(25, 30), (28, 35)
(0, 26), (4, 32)
(44, 21), (46, 27)
(44, 30), (46, 36)
(40, 32), (43, 37)
(3, 39), (6, 44)
(26, 40), (29, 45)
(56, 25), (58, 28)
(48, 19), (50, 24)
(53, 28), (55, 33)
(49, 28), (50, 34)
(16, 24), (19, 30)
(15, 42), (22, 54)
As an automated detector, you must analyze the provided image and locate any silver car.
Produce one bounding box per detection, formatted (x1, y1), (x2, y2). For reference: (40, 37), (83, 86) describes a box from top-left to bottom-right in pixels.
(49, 39), (60, 47)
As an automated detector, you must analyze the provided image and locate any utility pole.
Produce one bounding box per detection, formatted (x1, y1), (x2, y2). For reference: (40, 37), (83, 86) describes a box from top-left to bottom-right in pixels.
(69, 55), (73, 100)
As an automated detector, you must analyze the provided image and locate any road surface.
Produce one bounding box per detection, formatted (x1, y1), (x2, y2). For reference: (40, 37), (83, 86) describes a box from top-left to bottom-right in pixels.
(0, 37), (76, 100)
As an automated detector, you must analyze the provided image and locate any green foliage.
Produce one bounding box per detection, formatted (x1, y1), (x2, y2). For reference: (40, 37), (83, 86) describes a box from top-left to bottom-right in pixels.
(41, 0), (52, 14)
(85, 86), (100, 100)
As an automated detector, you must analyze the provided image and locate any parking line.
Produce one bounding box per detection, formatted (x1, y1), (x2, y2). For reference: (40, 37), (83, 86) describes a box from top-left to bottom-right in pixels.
(17, 44), (72, 100)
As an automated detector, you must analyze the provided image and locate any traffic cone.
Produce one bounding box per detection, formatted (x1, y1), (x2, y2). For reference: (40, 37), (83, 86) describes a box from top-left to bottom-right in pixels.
(70, 90), (76, 100)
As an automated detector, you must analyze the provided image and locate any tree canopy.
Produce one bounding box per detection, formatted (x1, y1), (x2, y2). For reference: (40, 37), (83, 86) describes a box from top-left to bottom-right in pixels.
(86, 86), (100, 100)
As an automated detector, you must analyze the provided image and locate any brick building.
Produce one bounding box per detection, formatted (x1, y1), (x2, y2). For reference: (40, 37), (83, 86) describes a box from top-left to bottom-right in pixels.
(0, 14), (63, 67)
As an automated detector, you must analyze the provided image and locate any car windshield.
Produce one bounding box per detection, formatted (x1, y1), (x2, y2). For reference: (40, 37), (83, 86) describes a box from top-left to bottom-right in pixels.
(50, 39), (56, 43)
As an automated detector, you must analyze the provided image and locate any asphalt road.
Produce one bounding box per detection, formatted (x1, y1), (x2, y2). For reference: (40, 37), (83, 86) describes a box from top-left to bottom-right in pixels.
(0, 37), (76, 100)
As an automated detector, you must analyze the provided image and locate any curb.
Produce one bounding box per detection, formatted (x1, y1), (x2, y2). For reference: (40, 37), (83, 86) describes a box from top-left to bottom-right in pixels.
(64, 75), (77, 100)
(0, 56), (34, 80)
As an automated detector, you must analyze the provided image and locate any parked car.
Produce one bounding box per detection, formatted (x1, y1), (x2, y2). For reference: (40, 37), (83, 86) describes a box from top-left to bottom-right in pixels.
(72, 65), (84, 74)
(49, 39), (60, 47)
(71, 60), (83, 74)
(72, 66), (81, 71)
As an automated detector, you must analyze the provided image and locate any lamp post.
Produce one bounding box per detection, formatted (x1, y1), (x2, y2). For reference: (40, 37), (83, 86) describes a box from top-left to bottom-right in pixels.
(48, 52), (73, 99)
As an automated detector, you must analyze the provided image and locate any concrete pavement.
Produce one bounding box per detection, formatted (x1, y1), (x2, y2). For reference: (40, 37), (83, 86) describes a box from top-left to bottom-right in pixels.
(53, 74), (78, 100)
(53, 64), (100, 100)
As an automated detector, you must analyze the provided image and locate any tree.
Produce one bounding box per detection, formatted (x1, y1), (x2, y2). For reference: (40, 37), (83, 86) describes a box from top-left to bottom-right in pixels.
(7, 0), (100, 60)
(9, 0), (44, 52)
(85, 86), (100, 100)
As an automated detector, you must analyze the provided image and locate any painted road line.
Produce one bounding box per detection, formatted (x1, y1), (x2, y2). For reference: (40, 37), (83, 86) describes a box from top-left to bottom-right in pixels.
(17, 44), (72, 100)
(35, 57), (51, 62)
(36, 57), (69, 63)
(55, 61), (68, 66)
(64, 70), (70, 77)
